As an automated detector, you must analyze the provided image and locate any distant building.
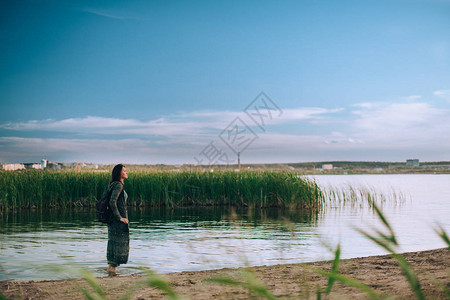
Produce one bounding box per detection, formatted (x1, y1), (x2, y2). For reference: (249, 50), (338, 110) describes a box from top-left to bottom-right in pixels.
(0, 163), (25, 171)
(73, 162), (99, 171)
(24, 163), (42, 170)
(62, 162), (76, 168)
(47, 162), (62, 170)
(41, 159), (48, 168)
(406, 159), (419, 167)
(322, 164), (333, 170)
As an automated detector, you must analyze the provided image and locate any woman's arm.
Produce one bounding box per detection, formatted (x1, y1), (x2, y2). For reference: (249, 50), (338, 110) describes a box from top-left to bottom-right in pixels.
(109, 182), (123, 221)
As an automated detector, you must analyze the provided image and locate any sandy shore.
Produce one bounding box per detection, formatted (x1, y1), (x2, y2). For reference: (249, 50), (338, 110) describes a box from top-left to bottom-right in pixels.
(1, 248), (449, 299)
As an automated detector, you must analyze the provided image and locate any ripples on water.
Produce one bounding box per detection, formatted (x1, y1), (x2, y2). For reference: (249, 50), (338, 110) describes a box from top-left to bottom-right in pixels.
(0, 174), (449, 281)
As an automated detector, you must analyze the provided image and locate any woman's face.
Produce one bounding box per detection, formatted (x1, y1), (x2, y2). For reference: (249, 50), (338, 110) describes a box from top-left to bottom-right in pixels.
(121, 167), (128, 180)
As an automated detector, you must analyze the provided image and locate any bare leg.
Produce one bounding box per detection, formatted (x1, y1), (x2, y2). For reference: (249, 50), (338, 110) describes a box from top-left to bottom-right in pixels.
(107, 264), (117, 275)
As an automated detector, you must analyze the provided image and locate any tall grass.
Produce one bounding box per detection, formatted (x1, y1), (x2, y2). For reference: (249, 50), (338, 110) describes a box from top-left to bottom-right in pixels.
(321, 183), (406, 209)
(0, 170), (323, 211)
(355, 202), (425, 299)
(0, 171), (108, 211)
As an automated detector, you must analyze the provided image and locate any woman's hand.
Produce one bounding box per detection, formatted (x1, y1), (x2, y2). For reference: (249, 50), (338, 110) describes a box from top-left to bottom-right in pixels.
(120, 218), (129, 224)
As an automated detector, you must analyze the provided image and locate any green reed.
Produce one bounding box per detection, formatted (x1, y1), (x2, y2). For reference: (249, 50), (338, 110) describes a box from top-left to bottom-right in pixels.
(0, 170), (322, 211)
(321, 183), (406, 209)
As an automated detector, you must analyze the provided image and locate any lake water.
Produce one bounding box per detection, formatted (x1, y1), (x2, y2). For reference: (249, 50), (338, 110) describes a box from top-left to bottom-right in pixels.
(0, 174), (449, 281)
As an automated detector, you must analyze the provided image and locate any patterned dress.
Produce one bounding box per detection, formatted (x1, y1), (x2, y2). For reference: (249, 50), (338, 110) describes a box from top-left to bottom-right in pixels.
(107, 181), (129, 266)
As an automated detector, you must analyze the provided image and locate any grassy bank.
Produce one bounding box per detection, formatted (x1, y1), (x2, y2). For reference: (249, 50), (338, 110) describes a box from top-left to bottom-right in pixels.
(0, 170), (323, 211)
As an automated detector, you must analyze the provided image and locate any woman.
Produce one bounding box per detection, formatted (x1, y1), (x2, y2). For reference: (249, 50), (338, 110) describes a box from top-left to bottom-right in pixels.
(106, 164), (129, 275)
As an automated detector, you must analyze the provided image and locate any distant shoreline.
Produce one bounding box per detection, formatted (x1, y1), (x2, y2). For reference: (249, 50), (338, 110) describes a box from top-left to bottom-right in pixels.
(2, 160), (450, 174)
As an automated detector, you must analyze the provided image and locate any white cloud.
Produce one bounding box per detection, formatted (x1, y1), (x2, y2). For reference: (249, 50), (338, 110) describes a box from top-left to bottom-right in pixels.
(180, 107), (341, 124)
(351, 101), (450, 147)
(2, 102), (450, 164)
(400, 95), (422, 101)
(0, 137), (199, 164)
(0, 107), (342, 136)
(0, 137), (152, 152)
(272, 108), (343, 123)
(82, 8), (142, 20)
(353, 102), (441, 130)
(254, 132), (365, 151)
(0, 116), (209, 137)
(352, 102), (376, 109)
(433, 89), (450, 101)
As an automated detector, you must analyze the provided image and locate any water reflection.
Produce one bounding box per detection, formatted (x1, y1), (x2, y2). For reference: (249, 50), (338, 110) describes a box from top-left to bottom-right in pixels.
(1, 206), (320, 233)
(0, 208), (95, 233)
(0, 206), (321, 281)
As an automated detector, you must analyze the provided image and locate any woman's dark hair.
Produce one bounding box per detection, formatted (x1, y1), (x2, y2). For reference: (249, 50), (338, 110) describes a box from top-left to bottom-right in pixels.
(110, 164), (125, 183)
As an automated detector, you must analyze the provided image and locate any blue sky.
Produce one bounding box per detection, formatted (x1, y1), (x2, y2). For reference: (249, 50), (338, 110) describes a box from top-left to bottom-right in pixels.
(1, 0), (450, 164)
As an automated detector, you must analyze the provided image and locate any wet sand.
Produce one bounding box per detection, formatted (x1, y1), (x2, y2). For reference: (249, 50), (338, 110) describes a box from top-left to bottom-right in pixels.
(1, 248), (449, 299)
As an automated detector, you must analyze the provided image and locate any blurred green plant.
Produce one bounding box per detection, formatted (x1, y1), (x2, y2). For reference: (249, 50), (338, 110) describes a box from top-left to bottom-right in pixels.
(356, 202), (425, 300)
(434, 224), (450, 249)
(207, 269), (278, 300)
(140, 269), (185, 300)
(325, 243), (340, 295)
(314, 269), (381, 300)
(45, 264), (185, 300)
(46, 264), (107, 300)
